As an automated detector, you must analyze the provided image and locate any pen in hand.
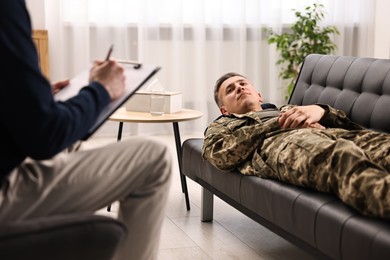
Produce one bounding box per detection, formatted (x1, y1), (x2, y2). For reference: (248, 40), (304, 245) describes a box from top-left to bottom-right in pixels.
(105, 44), (114, 61)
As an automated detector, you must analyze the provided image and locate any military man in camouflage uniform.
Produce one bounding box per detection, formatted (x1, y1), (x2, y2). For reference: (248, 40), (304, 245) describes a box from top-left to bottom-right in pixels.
(202, 72), (390, 219)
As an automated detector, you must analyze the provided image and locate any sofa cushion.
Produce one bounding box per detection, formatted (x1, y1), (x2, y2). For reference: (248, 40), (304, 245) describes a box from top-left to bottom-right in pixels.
(289, 54), (390, 132)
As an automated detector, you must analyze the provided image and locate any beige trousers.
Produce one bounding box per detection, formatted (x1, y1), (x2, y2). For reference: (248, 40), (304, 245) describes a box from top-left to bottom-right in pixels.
(0, 137), (172, 260)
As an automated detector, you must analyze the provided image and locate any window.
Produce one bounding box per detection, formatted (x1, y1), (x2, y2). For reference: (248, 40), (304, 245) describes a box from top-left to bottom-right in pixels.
(63, 0), (347, 26)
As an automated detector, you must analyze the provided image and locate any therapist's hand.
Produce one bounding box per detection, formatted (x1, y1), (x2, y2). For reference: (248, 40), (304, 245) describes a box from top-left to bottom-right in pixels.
(89, 59), (126, 100)
(51, 79), (69, 95)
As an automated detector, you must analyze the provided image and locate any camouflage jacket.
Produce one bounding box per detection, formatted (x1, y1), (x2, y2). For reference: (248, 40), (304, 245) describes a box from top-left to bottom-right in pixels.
(202, 104), (364, 176)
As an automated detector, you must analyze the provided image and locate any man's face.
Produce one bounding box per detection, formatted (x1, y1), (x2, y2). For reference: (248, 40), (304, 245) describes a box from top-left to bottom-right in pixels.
(218, 76), (264, 115)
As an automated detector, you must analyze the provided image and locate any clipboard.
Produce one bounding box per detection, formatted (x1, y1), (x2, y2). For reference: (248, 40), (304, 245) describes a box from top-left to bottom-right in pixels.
(54, 62), (161, 139)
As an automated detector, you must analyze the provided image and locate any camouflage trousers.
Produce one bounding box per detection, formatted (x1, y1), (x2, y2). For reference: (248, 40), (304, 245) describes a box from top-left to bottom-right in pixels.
(258, 128), (390, 219)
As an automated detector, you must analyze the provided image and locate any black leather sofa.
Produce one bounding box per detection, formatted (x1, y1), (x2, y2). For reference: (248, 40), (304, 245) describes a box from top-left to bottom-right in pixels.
(182, 54), (390, 260)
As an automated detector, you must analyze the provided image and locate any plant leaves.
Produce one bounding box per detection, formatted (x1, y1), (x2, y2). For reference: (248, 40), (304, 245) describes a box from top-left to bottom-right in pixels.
(265, 2), (338, 100)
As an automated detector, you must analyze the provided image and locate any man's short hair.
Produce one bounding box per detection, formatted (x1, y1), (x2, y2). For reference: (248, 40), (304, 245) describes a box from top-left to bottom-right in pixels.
(214, 72), (245, 107)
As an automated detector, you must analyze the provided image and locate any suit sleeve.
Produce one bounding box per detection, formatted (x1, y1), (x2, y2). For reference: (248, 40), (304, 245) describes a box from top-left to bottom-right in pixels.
(0, 0), (111, 159)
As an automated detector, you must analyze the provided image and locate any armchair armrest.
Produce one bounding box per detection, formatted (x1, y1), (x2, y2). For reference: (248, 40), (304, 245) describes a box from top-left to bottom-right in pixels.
(0, 214), (127, 260)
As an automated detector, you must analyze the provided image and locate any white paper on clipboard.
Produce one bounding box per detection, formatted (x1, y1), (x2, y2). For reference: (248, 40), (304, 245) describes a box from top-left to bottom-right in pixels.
(54, 62), (161, 139)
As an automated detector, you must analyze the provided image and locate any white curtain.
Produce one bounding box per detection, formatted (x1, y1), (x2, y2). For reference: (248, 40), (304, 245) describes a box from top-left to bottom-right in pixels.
(44, 0), (375, 136)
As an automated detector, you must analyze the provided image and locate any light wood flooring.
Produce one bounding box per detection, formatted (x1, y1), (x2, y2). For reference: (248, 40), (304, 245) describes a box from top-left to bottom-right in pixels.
(91, 133), (316, 260)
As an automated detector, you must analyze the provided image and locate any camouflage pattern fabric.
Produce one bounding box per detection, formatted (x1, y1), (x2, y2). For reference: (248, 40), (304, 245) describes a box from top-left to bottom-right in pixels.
(202, 104), (390, 219)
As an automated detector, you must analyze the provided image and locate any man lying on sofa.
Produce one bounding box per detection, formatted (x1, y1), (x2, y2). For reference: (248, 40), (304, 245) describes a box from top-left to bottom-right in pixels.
(202, 72), (390, 219)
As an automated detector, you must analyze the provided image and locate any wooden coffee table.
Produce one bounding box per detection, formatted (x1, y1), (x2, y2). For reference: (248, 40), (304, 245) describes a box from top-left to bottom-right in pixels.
(108, 108), (203, 210)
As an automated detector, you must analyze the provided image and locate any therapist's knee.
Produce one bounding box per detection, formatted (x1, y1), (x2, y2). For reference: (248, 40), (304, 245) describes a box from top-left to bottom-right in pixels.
(136, 137), (172, 182)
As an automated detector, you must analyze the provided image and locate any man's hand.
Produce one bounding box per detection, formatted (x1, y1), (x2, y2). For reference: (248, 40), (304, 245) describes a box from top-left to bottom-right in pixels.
(308, 122), (326, 129)
(278, 105), (325, 129)
(89, 60), (126, 100)
(51, 79), (69, 95)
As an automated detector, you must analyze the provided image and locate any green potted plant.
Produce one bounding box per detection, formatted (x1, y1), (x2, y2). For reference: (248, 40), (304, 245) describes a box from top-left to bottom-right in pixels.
(266, 2), (339, 100)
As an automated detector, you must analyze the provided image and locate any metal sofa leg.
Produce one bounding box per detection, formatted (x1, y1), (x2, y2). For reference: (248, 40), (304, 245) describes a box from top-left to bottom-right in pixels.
(201, 187), (214, 222)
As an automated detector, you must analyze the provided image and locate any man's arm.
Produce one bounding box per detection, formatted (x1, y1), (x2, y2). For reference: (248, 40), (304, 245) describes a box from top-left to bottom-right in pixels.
(202, 115), (280, 171)
(278, 105), (325, 129)
(317, 104), (365, 130)
(278, 104), (364, 130)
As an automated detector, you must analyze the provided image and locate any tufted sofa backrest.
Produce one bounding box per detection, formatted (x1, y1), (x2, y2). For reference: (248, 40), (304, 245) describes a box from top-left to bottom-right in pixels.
(288, 54), (390, 133)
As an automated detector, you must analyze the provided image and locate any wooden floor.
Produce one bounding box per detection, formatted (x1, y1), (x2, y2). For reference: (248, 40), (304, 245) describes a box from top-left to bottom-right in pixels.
(91, 133), (316, 260)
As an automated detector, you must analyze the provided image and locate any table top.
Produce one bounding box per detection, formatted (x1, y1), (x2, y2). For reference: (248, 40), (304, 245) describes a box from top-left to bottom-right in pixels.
(109, 107), (203, 123)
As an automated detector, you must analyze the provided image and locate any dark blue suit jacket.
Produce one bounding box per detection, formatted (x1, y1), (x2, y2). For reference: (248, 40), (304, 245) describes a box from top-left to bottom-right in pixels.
(0, 0), (111, 178)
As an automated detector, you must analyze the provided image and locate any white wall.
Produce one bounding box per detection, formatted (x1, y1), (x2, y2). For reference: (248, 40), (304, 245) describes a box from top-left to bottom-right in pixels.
(26, 0), (45, 29)
(374, 0), (390, 58)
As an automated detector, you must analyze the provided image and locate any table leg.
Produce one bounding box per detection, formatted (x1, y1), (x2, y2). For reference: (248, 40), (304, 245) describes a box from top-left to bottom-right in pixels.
(117, 122), (123, 141)
(172, 122), (191, 211)
(107, 122), (124, 212)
